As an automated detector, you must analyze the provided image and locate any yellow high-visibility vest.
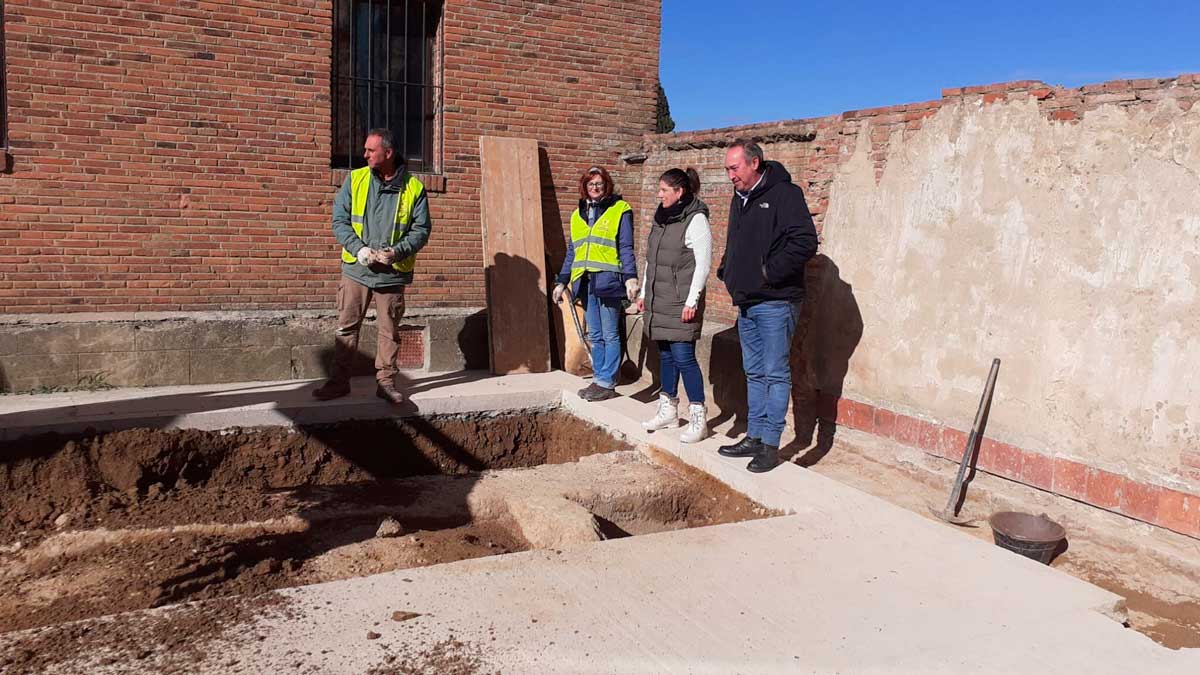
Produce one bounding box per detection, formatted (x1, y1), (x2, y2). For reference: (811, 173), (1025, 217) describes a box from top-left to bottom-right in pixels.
(569, 200), (631, 284)
(340, 167), (425, 273)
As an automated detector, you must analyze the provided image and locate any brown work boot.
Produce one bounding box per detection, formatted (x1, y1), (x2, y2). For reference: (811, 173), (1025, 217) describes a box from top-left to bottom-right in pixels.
(376, 380), (406, 405)
(312, 379), (351, 401)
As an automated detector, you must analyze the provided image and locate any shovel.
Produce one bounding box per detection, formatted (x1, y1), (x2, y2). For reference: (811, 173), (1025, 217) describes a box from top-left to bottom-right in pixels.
(930, 358), (1001, 526)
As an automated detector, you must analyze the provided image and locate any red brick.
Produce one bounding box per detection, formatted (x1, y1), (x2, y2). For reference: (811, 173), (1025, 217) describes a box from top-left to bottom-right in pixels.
(1029, 88), (1053, 100)
(1157, 489), (1200, 538)
(941, 87), (965, 98)
(835, 398), (876, 430)
(917, 421), (942, 454)
(1019, 451), (1055, 491)
(1119, 480), (1162, 523)
(1053, 458), (1089, 500)
(894, 414), (921, 447)
(1086, 468), (1124, 510)
(982, 93), (1005, 105)
(0, 0), (661, 315)
(872, 408), (896, 439)
(979, 438), (1024, 480)
(937, 427), (969, 461)
(1051, 110), (1079, 122)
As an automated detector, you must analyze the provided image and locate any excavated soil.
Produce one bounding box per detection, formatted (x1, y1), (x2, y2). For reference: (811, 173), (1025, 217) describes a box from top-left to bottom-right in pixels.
(0, 409), (776, 672)
(0, 410), (619, 542)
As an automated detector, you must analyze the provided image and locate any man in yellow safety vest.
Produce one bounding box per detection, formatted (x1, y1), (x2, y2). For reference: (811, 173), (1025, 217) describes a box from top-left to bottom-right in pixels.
(312, 128), (431, 404)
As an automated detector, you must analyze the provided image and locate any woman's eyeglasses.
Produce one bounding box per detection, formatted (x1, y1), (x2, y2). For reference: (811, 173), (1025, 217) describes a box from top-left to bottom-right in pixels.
(586, 181), (605, 189)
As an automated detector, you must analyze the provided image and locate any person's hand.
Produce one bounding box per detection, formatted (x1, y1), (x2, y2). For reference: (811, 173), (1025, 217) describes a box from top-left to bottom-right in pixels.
(625, 278), (640, 302)
(636, 298), (645, 314)
(551, 283), (566, 304)
(356, 247), (375, 265)
(681, 305), (697, 323)
(375, 247), (396, 265)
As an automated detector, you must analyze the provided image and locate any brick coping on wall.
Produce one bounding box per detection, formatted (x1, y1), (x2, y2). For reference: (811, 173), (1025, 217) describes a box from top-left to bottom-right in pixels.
(819, 395), (1200, 541)
(0, 307), (485, 326)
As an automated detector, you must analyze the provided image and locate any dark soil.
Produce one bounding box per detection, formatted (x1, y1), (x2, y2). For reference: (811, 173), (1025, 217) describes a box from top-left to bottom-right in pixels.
(0, 409), (627, 541)
(0, 408), (777, 671)
(0, 591), (298, 675)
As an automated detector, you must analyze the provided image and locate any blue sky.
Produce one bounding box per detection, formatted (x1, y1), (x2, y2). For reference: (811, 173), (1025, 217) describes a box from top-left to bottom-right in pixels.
(660, 1), (1200, 131)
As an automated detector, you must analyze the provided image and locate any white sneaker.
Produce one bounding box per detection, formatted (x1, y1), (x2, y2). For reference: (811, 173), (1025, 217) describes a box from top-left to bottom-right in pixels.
(641, 393), (680, 431)
(679, 402), (709, 443)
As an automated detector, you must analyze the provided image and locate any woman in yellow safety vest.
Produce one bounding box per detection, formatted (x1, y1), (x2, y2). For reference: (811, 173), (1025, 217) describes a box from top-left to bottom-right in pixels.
(552, 166), (639, 402)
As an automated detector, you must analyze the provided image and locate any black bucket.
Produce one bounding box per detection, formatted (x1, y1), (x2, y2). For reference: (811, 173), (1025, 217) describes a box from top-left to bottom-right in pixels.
(988, 511), (1066, 565)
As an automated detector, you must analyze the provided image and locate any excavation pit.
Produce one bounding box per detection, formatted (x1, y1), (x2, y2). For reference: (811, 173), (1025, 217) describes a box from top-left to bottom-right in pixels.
(0, 408), (777, 636)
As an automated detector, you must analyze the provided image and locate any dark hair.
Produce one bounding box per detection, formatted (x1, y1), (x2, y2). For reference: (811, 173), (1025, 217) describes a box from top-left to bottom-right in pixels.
(366, 128), (405, 166)
(578, 166), (614, 199)
(367, 127), (395, 150)
(729, 138), (765, 170)
(659, 167), (700, 195)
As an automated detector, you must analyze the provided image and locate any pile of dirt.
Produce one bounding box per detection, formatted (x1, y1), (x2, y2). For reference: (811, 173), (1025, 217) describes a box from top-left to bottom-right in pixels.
(0, 410), (628, 540)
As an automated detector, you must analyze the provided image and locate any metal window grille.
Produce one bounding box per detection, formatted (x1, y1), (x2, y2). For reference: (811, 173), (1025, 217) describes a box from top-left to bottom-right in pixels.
(0, 0), (7, 149)
(331, 0), (442, 172)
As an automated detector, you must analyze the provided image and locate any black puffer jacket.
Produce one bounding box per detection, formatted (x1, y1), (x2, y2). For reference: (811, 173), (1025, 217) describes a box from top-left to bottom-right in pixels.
(717, 161), (818, 306)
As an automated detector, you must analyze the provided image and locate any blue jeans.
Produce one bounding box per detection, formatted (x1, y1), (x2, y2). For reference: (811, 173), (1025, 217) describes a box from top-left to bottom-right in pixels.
(657, 340), (705, 404)
(737, 300), (801, 447)
(582, 277), (623, 389)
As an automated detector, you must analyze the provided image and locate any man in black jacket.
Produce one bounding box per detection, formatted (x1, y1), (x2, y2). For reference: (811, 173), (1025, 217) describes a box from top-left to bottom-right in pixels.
(715, 139), (818, 472)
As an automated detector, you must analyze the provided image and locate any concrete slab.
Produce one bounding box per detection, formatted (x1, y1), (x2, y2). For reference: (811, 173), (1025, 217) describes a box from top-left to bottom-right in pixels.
(2, 371), (1196, 672)
(0, 370), (569, 439)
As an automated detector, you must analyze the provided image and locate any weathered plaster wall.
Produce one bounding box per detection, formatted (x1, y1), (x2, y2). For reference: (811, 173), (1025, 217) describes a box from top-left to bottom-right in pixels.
(629, 74), (1200, 537)
(823, 97), (1200, 492)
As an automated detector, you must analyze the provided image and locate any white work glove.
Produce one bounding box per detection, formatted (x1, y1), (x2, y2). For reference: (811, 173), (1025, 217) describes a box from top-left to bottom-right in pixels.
(552, 283), (566, 304)
(625, 278), (640, 302)
(356, 246), (375, 266)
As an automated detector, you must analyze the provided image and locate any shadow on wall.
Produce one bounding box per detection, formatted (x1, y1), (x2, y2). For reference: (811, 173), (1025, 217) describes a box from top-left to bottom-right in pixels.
(486, 252), (549, 374)
(707, 254), (863, 464)
(540, 146), (569, 371)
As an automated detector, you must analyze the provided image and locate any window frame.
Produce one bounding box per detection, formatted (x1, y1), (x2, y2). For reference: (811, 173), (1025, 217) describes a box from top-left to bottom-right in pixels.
(0, 0), (8, 152)
(330, 0), (444, 174)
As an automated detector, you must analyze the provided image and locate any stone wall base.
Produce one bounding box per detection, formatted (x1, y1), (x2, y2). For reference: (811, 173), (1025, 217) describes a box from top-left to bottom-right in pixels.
(0, 309), (488, 392)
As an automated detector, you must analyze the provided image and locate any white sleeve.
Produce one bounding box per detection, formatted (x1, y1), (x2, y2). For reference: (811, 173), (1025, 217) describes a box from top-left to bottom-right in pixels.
(683, 214), (712, 308)
(638, 267), (646, 299)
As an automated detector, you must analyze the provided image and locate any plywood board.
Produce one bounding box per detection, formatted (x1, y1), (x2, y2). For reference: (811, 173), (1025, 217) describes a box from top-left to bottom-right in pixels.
(479, 136), (551, 374)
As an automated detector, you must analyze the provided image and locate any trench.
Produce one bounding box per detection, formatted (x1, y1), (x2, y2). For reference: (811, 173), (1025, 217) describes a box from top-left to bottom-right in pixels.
(0, 409), (777, 635)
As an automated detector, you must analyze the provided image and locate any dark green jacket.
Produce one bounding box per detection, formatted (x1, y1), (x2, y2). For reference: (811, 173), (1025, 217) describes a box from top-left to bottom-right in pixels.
(332, 168), (431, 288)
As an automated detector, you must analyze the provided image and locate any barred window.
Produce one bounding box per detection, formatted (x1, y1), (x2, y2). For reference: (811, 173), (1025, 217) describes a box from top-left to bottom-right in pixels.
(1, 0), (8, 150)
(332, 0), (442, 172)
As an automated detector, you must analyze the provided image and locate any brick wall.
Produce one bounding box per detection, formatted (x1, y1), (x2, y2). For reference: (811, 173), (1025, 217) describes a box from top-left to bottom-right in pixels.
(0, 0), (660, 313)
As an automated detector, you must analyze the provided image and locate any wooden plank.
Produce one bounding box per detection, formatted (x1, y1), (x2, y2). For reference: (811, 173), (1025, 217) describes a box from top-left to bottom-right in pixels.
(479, 137), (551, 374)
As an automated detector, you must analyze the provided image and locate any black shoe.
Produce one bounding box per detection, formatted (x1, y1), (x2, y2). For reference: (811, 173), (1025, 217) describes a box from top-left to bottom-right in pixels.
(747, 444), (780, 473)
(718, 436), (762, 458)
(577, 383), (603, 400)
(589, 386), (619, 402)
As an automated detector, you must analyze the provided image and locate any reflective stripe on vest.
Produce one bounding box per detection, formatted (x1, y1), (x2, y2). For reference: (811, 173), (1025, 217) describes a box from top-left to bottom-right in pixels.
(568, 200), (630, 284)
(340, 167), (425, 273)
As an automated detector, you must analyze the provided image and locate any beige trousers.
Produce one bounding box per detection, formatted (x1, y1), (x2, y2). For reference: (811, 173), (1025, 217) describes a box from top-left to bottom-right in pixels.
(331, 276), (406, 384)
